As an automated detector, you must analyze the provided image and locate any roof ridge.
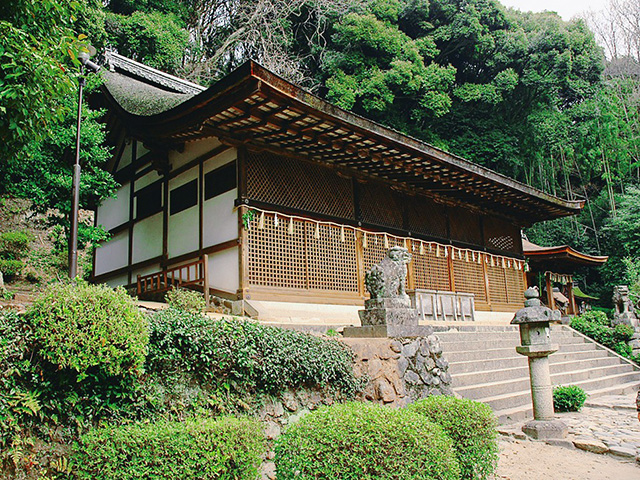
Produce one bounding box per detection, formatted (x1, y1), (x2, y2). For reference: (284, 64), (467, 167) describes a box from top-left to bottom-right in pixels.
(105, 50), (206, 95)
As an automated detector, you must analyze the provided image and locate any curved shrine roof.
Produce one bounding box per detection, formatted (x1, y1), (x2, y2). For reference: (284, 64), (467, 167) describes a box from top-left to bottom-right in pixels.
(100, 57), (584, 225)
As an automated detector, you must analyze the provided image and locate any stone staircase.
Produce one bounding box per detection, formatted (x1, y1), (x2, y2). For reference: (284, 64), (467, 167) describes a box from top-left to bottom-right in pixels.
(436, 325), (640, 424)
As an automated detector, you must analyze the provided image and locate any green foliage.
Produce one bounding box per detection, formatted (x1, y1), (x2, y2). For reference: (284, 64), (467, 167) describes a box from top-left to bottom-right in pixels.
(407, 396), (498, 480)
(0, 0), (77, 158)
(0, 312), (39, 449)
(0, 259), (23, 278)
(275, 401), (461, 480)
(571, 311), (635, 359)
(0, 230), (31, 260)
(148, 308), (364, 395)
(73, 416), (265, 480)
(553, 385), (587, 412)
(105, 10), (189, 74)
(165, 287), (206, 313)
(27, 282), (148, 377)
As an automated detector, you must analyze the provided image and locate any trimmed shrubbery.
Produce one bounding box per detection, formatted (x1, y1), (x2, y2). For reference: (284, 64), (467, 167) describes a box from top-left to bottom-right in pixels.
(275, 402), (461, 480)
(407, 396), (498, 480)
(553, 385), (587, 412)
(27, 282), (148, 377)
(165, 286), (206, 313)
(73, 416), (264, 480)
(148, 307), (364, 396)
(571, 311), (635, 358)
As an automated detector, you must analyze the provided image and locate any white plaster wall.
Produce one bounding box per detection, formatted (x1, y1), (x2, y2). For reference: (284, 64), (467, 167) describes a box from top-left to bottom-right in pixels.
(208, 247), (239, 294)
(136, 141), (149, 159)
(117, 141), (133, 171)
(203, 149), (238, 247)
(135, 170), (162, 191)
(131, 263), (161, 281)
(97, 182), (130, 230)
(167, 166), (199, 258)
(132, 212), (163, 263)
(203, 189), (237, 247)
(203, 147), (236, 172)
(94, 230), (128, 276)
(105, 274), (128, 288)
(169, 137), (222, 171)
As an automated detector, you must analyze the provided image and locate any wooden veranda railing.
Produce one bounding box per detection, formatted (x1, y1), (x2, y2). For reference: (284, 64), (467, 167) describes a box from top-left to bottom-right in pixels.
(136, 255), (210, 307)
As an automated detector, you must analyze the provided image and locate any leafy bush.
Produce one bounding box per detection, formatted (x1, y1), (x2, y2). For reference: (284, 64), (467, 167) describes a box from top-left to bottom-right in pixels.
(571, 312), (634, 359)
(73, 416), (264, 479)
(0, 259), (23, 278)
(0, 312), (40, 448)
(0, 231), (31, 260)
(165, 287), (206, 313)
(275, 402), (461, 480)
(148, 308), (363, 396)
(407, 396), (498, 480)
(27, 282), (148, 377)
(553, 385), (587, 412)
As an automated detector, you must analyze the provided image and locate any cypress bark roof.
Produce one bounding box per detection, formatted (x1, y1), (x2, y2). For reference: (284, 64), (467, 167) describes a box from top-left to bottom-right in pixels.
(100, 56), (584, 225)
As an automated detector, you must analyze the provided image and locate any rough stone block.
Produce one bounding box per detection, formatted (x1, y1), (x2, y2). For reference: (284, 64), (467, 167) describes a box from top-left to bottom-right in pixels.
(522, 420), (568, 440)
(609, 446), (636, 459)
(573, 437), (608, 454)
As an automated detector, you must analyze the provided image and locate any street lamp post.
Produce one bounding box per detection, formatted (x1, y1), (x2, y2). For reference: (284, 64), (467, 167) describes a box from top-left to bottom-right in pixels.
(68, 50), (100, 279)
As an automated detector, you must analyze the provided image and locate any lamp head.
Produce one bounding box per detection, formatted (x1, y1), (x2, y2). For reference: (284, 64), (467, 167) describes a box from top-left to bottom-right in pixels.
(77, 47), (100, 73)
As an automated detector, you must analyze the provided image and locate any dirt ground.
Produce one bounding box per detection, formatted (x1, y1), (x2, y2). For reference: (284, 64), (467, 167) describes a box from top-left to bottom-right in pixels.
(495, 438), (640, 480)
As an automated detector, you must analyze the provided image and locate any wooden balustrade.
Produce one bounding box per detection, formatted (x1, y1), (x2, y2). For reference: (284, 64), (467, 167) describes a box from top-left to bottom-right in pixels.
(136, 254), (210, 307)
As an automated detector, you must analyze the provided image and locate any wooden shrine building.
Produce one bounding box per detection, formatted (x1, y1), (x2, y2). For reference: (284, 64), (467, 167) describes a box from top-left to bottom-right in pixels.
(523, 239), (608, 315)
(92, 52), (584, 317)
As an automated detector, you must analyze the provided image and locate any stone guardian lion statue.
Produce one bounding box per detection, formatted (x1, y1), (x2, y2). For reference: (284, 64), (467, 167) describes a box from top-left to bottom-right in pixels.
(365, 246), (411, 300)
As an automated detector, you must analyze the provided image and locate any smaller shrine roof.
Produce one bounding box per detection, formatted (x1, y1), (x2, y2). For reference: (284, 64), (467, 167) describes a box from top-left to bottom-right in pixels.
(523, 239), (608, 272)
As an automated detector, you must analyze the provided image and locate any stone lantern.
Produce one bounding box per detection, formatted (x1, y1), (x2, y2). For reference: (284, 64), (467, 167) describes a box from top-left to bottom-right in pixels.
(511, 287), (567, 440)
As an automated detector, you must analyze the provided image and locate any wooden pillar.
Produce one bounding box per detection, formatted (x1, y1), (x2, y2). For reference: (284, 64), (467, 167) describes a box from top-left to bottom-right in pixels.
(203, 254), (210, 308)
(237, 205), (249, 300)
(447, 247), (455, 292)
(567, 279), (576, 315)
(355, 230), (365, 297)
(406, 239), (416, 291)
(482, 254), (491, 309)
(545, 272), (556, 310)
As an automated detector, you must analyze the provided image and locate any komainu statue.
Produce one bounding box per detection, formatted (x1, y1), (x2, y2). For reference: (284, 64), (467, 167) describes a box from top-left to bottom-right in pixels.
(612, 285), (638, 328)
(365, 246), (412, 300)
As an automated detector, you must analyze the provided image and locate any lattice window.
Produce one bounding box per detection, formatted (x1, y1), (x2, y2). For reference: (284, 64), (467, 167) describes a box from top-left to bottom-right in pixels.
(358, 181), (404, 229)
(453, 256), (487, 301)
(487, 263), (509, 304)
(362, 232), (405, 273)
(449, 206), (483, 245)
(306, 223), (358, 292)
(412, 243), (451, 291)
(484, 216), (521, 253)
(406, 195), (448, 238)
(505, 266), (525, 305)
(246, 150), (355, 219)
(247, 214), (307, 289)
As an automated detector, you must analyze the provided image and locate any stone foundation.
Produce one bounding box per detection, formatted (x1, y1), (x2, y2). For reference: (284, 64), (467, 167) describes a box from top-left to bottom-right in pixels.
(341, 334), (453, 407)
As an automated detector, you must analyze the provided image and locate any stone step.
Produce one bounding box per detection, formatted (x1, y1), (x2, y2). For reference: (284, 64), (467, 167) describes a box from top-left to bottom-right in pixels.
(444, 347), (518, 362)
(451, 357), (628, 388)
(448, 349), (615, 374)
(556, 370), (640, 392)
(455, 377), (531, 400)
(551, 364), (636, 385)
(436, 329), (578, 343)
(550, 356), (623, 374)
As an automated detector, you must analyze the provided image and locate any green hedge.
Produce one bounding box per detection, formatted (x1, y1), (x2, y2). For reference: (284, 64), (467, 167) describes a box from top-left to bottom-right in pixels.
(275, 402), (461, 480)
(407, 396), (498, 480)
(553, 385), (587, 412)
(73, 416), (264, 479)
(148, 308), (363, 395)
(27, 282), (148, 377)
(0, 231), (31, 260)
(571, 311), (634, 357)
